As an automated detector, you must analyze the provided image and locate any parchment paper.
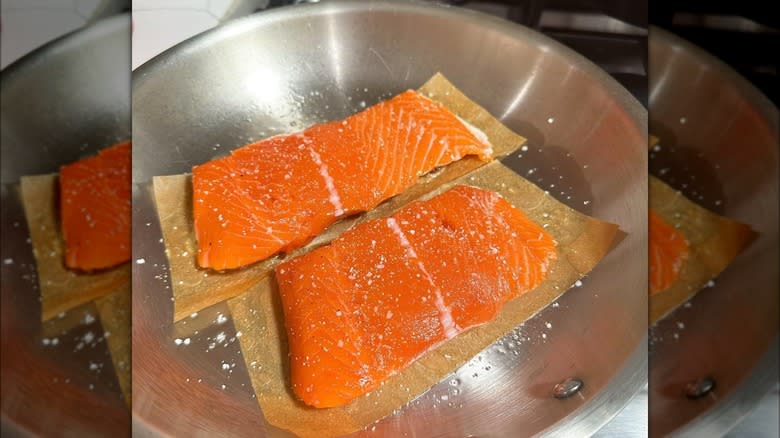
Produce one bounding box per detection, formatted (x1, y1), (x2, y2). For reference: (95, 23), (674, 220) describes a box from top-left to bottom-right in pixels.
(19, 174), (130, 321)
(649, 176), (755, 324)
(95, 284), (131, 406)
(153, 73), (528, 322)
(41, 301), (98, 338)
(227, 163), (619, 438)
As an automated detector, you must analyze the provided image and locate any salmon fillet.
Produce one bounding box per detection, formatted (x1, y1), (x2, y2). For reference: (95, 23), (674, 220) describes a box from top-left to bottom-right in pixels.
(649, 209), (689, 295)
(59, 141), (131, 271)
(193, 91), (493, 270)
(275, 185), (557, 408)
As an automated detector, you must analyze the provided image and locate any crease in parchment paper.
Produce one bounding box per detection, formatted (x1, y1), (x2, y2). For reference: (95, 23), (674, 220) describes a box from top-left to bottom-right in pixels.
(227, 160), (619, 438)
(649, 176), (755, 324)
(20, 174), (130, 321)
(153, 73), (529, 322)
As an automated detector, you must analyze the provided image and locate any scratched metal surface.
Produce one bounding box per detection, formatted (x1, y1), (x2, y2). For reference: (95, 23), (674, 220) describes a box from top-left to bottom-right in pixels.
(0, 14), (131, 438)
(132, 1), (647, 436)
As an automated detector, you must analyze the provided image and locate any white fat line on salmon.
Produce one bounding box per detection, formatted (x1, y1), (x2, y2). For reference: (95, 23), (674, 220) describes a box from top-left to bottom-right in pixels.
(308, 147), (345, 216)
(262, 226), (286, 245)
(455, 115), (493, 154)
(386, 218), (459, 339)
(415, 91), (493, 155)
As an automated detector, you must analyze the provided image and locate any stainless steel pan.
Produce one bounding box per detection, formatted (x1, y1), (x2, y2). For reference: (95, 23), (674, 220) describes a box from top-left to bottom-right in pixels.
(0, 14), (131, 437)
(132, 1), (647, 436)
(648, 26), (779, 437)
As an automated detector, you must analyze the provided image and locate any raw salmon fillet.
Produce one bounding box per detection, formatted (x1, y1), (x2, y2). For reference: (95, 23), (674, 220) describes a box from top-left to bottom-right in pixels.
(649, 209), (689, 295)
(193, 91), (493, 270)
(275, 185), (557, 408)
(59, 141), (131, 271)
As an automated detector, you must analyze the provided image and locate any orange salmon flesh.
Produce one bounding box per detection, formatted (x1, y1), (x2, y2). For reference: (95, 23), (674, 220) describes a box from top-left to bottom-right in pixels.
(59, 141), (131, 271)
(276, 185), (557, 408)
(193, 91), (493, 270)
(648, 209), (689, 295)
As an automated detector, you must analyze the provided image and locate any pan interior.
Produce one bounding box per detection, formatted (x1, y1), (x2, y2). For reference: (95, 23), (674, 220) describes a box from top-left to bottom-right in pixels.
(132, 2), (646, 437)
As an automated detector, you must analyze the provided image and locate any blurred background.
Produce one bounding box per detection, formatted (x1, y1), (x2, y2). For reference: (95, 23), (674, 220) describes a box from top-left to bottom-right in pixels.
(1, 1), (131, 437)
(650, 0), (777, 105)
(648, 1), (778, 437)
(1, 0), (130, 69)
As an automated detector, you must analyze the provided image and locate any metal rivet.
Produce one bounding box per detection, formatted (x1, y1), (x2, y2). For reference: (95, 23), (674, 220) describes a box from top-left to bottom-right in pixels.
(553, 377), (583, 399)
(686, 377), (716, 399)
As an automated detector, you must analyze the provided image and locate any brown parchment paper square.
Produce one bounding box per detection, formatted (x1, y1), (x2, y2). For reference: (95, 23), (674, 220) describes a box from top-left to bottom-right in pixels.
(153, 73), (528, 322)
(41, 301), (98, 338)
(19, 174), (130, 321)
(649, 176), (755, 324)
(95, 283), (131, 406)
(227, 160), (619, 438)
